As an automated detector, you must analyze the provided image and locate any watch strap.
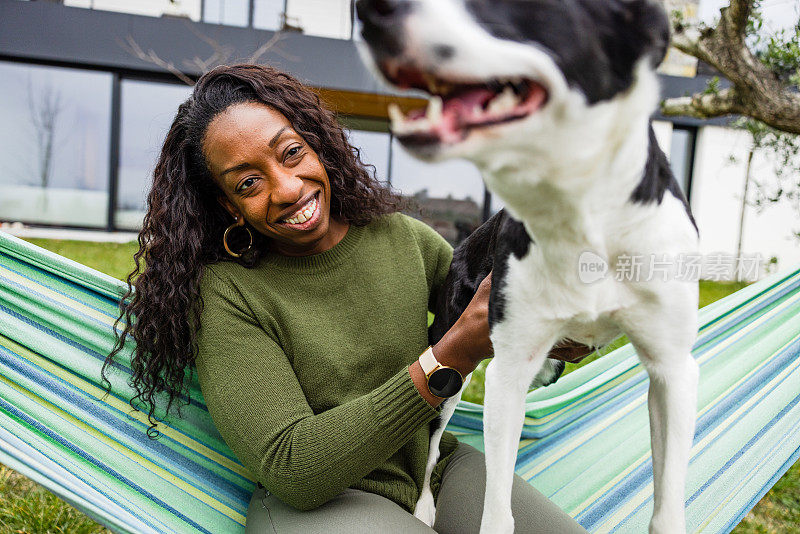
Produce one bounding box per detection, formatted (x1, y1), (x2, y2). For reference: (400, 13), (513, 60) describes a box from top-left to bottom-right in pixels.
(419, 346), (440, 376)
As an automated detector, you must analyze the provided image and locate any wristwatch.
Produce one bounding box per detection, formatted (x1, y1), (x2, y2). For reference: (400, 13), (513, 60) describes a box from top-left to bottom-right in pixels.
(419, 347), (464, 398)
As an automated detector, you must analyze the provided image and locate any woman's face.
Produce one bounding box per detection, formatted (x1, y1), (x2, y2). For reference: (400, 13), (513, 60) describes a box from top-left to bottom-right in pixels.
(203, 102), (348, 256)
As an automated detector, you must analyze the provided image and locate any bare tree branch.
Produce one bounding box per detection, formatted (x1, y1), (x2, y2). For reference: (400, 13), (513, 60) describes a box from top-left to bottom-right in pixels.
(118, 35), (195, 85)
(662, 87), (743, 118)
(662, 0), (800, 135)
(248, 32), (291, 64)
(118, 20), (290, 86)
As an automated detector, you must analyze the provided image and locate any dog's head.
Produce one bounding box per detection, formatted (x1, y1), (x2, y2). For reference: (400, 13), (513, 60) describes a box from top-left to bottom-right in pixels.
(357, 0), (669, 168)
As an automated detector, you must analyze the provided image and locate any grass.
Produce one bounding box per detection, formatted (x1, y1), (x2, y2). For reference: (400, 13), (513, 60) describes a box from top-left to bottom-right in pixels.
(0, 464), (110, 534)
(1, 237), (797, 533)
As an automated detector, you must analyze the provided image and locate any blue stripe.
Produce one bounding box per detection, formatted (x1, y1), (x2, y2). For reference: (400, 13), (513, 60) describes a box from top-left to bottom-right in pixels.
(581, 339), (800, 531)
(0, 303), (208, 412)
(722, 441), (800, 534)
(0, 424), (163, 534)
(0, 301), (123, 369)
(0, 345), (252, 506)
(0, 273), (112, 330)
(0, 252), (119, 317)
(0, 395), (220, 534)
(694, 275), (800, 348)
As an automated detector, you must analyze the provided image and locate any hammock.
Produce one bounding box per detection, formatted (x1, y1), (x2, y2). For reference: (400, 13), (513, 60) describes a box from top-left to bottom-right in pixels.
(0, 231), (798, 534)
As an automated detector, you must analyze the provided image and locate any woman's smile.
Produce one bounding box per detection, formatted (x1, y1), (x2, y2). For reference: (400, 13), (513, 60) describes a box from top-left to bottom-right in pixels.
(275, 191), (321, 229)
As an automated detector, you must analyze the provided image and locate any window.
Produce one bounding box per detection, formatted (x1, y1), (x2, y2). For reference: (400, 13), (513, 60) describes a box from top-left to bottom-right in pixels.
(670, 126), (696, 197)
(253, 0), (284, 31)
(203, 0), (249, 26)
(0, 61), (112, 227)
(116, 80), (193, 230)
(285, 0), (352, 39)
(390, 138), (485, 244)
(339, 116), (391, 184)
(63, 0), (201, 21)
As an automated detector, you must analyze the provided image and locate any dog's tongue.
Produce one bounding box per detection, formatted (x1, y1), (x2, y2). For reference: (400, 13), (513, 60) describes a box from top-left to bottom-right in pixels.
(407, 87), (494, 116)
(443, 87), (495, 114)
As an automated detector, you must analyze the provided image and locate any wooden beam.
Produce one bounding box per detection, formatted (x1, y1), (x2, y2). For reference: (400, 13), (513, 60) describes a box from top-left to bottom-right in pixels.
(316, 88), (427, 119)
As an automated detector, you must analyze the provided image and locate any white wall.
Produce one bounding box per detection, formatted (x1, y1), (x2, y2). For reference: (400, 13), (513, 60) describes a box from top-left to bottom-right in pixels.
(690, 126), (800, 273)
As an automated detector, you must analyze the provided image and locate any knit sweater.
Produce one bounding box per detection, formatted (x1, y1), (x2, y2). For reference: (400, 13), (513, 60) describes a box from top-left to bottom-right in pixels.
(194, 212), (461, 513)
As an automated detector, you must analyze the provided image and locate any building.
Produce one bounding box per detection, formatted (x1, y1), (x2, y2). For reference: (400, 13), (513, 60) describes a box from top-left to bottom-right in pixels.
(1, 0), (798, 269)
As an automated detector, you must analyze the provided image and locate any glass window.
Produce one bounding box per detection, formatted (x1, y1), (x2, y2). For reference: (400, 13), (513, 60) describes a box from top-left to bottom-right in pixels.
(390, 138), (486, 244)
(285, 0), (352, 39)
(670, 127), (695, 196)
(344, 128), (391, 184)
(253, 0), (284, 30)
(0, 61), (112, 228)
(64, 0), (201, 21)
(203, 0), (249, 26)
(116, 80), (193, 230)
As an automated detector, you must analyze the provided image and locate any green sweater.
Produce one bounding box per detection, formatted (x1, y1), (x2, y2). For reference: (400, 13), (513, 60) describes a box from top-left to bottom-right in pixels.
(195, 213), (460, 513)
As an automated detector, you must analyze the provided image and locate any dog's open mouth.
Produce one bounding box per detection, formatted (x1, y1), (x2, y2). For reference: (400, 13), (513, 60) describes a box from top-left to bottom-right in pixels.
(384, 64), (548, 146)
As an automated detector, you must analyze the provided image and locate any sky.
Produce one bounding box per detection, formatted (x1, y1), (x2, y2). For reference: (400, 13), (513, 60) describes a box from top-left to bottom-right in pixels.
(699, 0), (799, 32)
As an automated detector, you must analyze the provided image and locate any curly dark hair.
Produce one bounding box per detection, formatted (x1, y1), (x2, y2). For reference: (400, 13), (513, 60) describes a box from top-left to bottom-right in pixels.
(104, 64), (405, 436)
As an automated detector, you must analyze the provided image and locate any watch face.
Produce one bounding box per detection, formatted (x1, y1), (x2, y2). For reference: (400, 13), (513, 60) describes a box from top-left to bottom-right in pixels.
(428, 367), (463, 398)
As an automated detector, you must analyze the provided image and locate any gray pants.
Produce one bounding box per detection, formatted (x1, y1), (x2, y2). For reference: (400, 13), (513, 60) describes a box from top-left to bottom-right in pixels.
(246, 443), (588, 533)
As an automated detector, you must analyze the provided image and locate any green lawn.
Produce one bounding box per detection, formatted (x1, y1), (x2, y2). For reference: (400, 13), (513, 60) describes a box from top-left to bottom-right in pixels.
(1, 238), (797, 532)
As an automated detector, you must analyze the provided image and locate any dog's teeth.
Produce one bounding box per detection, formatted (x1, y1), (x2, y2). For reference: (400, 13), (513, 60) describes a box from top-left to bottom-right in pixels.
(487, 86), (519, 114)
(426, 96), (443, 125)
(388, 103), (406, 131)
(423, 72), (439, 94)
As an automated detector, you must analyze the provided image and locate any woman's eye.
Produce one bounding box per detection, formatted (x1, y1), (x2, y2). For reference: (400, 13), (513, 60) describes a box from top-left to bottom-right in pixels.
(285, 146), (302, 159)
(237, 177), (257, 192)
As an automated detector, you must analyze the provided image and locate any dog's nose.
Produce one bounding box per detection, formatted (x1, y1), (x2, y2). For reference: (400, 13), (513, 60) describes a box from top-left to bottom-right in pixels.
(356, 0), (413, 27)
(358, 0), (399, 17)
(356, 0), (414, 56)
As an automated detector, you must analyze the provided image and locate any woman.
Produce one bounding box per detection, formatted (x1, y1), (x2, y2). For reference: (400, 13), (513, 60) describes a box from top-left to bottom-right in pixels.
(106, 64), (589, 533)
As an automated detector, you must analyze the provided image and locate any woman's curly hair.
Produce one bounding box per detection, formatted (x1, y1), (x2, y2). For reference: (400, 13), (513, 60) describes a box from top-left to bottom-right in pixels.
(104, 64), (405, 436)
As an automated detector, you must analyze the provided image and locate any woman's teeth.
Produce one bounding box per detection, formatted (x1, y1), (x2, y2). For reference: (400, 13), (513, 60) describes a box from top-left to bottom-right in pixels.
(283, 196), (318, 225)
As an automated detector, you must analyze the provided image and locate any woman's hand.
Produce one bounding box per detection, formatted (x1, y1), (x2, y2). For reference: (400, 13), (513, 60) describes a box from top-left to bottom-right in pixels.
(431, 272), (594, 375)
(431, 272), (494, 377)
(547, 340), (594, 363)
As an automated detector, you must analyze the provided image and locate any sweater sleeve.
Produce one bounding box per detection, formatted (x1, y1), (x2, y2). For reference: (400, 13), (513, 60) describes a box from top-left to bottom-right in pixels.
(194, 267), (440, 511)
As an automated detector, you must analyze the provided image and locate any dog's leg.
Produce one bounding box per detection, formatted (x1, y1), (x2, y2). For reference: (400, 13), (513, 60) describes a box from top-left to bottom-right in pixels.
(616, 288), (699, 534)
(414, 387), (463, 526)
(640, 353), (698, 534)
(480, 329), (558, 534)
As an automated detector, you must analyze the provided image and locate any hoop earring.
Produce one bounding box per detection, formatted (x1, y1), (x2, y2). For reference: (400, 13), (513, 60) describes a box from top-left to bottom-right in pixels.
(223, 221), (254, 258)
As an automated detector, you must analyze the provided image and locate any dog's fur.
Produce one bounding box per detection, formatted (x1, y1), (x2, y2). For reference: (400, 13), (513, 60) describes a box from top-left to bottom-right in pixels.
(357, 1), (700, 533)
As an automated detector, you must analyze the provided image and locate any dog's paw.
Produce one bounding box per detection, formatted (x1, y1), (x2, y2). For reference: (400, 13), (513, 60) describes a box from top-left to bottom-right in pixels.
(649, 514), (685, 534)
(413, 489), (436, 527)
(479, 512), (514, 534)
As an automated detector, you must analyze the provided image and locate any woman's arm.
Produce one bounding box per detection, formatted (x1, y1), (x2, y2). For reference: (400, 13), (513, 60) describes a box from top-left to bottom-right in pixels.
(195, 269), (441, 511)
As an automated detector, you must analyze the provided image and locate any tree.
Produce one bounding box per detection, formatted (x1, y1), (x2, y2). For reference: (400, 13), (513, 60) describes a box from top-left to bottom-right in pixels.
(119, 20), (288, 86)
(661, 0), (800, 135)
(663, 0), (800, 251)
(26, 76), (64, 191)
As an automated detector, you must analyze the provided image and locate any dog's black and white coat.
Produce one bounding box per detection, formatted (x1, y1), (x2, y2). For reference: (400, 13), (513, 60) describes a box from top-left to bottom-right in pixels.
(357, 1), (700, 533)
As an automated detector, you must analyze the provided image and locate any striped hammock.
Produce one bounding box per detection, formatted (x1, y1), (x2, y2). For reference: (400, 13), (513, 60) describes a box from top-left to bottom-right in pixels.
(0, 230), (798, 534)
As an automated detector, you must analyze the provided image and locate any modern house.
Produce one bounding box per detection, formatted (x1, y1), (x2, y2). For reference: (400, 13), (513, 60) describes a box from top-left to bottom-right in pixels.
(1, 0), (798, 272)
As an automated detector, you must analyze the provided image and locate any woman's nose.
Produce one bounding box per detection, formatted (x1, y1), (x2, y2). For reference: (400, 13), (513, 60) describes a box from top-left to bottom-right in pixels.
(269, 172), (305, 205)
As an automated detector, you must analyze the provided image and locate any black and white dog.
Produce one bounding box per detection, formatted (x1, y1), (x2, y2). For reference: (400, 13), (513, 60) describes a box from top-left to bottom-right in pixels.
(357, 1), (699, 533)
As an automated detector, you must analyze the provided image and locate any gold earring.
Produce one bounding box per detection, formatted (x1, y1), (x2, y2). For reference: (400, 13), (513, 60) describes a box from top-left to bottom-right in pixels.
(223, 220), (254, 258)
